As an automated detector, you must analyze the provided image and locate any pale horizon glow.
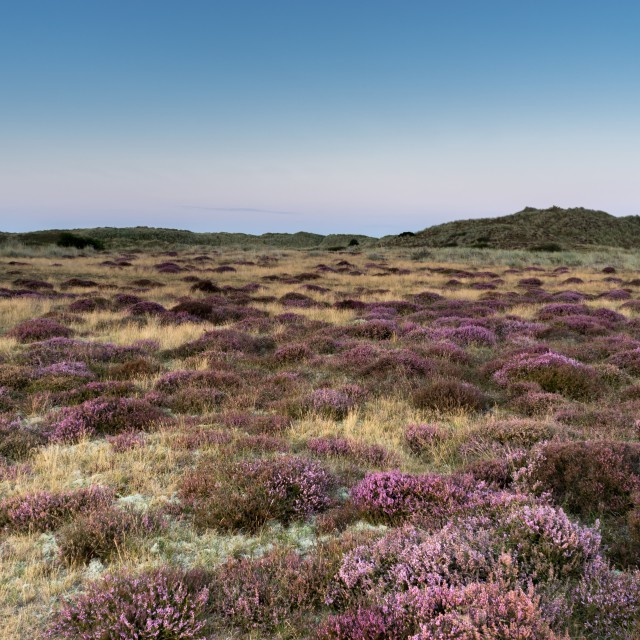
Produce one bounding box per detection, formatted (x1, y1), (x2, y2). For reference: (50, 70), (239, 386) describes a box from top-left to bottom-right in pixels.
(1, 1), (639, 235)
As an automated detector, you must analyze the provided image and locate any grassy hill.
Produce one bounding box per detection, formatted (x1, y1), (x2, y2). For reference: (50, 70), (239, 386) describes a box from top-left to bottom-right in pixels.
(0, 227), (377, 250)
(383, 206), (640, 250)
(4, 206), (640, 253)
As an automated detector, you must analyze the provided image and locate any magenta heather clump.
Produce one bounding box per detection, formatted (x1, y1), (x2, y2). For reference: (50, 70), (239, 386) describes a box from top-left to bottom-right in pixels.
(48, 569), (209, 640)
(1, 485), (114, 532)
(307, 436), (393, 467)
(49, 397), (165, 442)
(493, 350), (599, 398)
(9, 318), (73, 343)
(404, 423), (441, 455)
(180, 455), (335, 532)
(307, 387), (358, 419)
(350, 471), (465, 525)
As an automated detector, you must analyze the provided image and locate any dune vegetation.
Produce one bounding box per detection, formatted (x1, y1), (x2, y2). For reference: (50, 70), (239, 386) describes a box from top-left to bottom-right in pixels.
(1, 244), (639, 639)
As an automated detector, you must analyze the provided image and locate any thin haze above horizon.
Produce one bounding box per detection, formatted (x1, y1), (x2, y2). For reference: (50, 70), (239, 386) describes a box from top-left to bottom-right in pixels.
(1, 1), (639, 235)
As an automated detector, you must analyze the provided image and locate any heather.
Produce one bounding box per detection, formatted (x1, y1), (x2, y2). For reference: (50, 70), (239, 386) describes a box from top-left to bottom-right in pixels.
(1, 248), (640, 639)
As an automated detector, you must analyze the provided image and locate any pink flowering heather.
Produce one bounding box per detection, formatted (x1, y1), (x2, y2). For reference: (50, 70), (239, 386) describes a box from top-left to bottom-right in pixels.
(105, 430), (145, 453)
(573, 557), (640, 639)
(503, 503), (601, 581)
(22, 337), (156, 366)
(432, 324), (497, 347)
(406, 581), (560, 640)
(154, 369), (241, 393)
(351, 319), (397, 340)
(317, 606), (406, 640)
(607, 347), (640, 375)
(211, 549), (329, 632)
(350, 471), (466, 525)
(307, 388), (357, 419)
(180, 455), (335, 532)
(404, 423), (441, 455)
(35, 360), (95, 379)
(9, 318), (73, 343)
(493, 351), (599, 398)
(50, 397), (165, 442)
(273, 342), (313, 363)
(47, 569), (209, 640)
(307, 436), (394, 467)
(329, 522), (497, 604)
(0, 485), (114, 532)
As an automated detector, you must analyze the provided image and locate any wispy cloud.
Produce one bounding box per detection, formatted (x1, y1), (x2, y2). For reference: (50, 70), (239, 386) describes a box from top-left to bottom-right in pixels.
(182, 206), (299, 216)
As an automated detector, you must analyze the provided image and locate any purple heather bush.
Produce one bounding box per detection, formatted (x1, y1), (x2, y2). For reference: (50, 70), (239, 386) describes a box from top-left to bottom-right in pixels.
(502, 503), (601, 580)
(307, 436), (394, 467)
(128, 300), (168, 317)
(57, 505), (165, 565)
(350, 471), (467, 526)
(317, 606), (406, 640)
(273, 342), (313, 363)
(306, 385), (366, 419)
(8, 318), (73, 343)
(493, 351), (600, 399)
(48, 569), (209, 640)
(405, 581), (560, 640)
(404, 423), (441, 455)
(180, 455), (335, 532)
(517, 441), (640, 518)
(49, 397), (165, 442)
(412, 378), (488, 413)
(68, 297), (110, 313)
(432, 324), (497, 347)
(211, 548), (333, 632)
(21, 337), (156, 367)
(351, 319), (397, 340)
(48, 380), (137, 406)
(573, 557), (640, 639)
(607, 347), (640, 375)
(35, 360), (94, 379)
(0, 485), (113, 532)
(0, 417), (47, 461)
(105, 430), (145, 453)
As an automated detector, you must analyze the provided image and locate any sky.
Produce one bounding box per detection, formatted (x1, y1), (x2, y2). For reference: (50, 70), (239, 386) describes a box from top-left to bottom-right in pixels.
(1, 1), (639, 236)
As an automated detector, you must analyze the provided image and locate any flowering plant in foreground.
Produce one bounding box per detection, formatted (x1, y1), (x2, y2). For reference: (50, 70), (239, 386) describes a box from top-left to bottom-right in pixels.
(47, 569), (209, 640)
(0, 485), (114, 532)
(493, 350), (599, 398)
(49, 397), (165, 442)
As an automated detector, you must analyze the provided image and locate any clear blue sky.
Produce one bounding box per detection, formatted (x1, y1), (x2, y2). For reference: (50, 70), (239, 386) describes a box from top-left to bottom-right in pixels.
(1, 1), (639, 235)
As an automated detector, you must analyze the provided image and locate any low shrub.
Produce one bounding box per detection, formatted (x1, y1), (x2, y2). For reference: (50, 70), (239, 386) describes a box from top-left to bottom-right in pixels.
(0, 485), (114, 532)
(494, 351), (600, 399)
(404, 423), (441, 455)
(350, 471), (465, 526)
(480, 418), (555, 448)
(519, 441), (640, 518)
(573, 557), (640, 639)
(412, 378), (488, 413)
(180, 455), (335, 532)
(307, 436), (394, 467)
(50, 397), (165, 442)
(407, 581), (560, 640)
(47, 569), (209, 639)
(211, 548), (331, 632)
(316, 607), (406, 640)
(8, 318), (73, 343)
(306, 386), (366, 419)
(57, 506), (163, 565)
(0, 419), (47, 461)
